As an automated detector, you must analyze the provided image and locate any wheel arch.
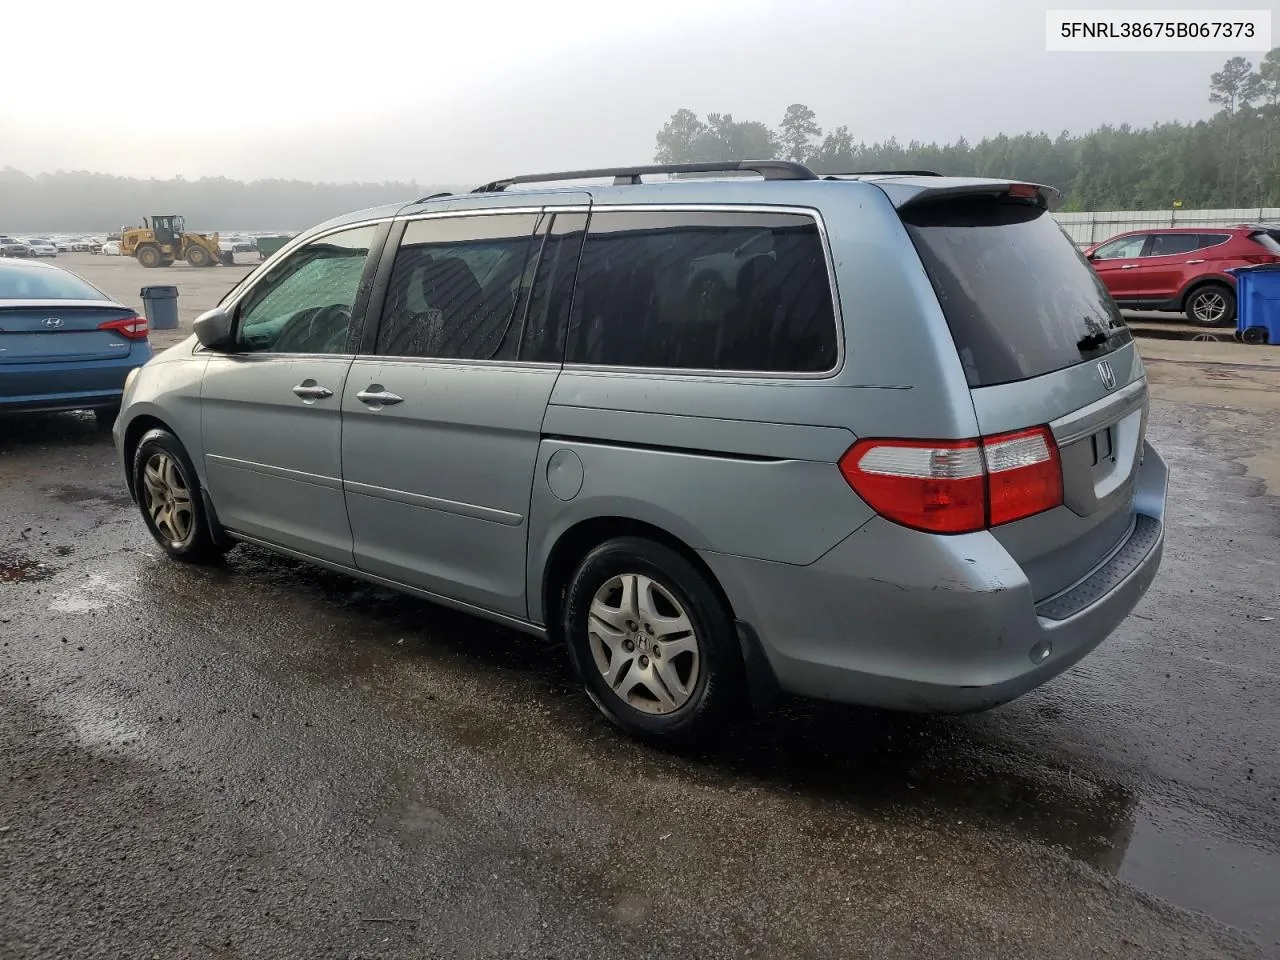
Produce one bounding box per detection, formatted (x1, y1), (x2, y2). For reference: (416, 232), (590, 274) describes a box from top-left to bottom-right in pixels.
(539, 515), (736, 643)
(1178, 273), (1235, 311)
(121, 413), (177, 499)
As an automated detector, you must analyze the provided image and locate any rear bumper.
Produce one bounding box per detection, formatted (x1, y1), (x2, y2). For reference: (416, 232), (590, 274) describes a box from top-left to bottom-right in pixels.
(702, 442), (1169, 713)
(0, 349), (151, 414)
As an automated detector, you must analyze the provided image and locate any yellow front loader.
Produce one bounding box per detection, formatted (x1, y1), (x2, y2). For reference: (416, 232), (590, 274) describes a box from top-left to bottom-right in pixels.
(120, 215), (230, 268)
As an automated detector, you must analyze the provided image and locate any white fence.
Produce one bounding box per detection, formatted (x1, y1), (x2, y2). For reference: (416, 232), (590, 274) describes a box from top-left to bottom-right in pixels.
(1054, 208), (1280, 246)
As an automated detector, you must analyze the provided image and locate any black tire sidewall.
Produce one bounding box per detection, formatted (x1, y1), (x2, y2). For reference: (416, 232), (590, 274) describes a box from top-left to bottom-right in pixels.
(562, 537), (743, 741)
(131, 429), (219, 561)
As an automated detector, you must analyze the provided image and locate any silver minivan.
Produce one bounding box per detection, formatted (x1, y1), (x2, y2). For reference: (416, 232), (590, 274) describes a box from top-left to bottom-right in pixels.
(114, 161), (1168, 741)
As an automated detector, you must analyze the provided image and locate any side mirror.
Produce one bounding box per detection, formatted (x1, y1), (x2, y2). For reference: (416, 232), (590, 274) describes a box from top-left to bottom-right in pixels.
(193, 306), (235, 349)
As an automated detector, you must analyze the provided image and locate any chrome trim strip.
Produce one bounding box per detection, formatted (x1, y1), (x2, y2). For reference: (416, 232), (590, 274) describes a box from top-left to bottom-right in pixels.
(203, 351), (356, 362)
(563, 203), (844, 381)
(225, 531), (546, 637)
(205, 453), (342, 490)
(343, 479), (523, 526)
(396, 206), (546, 223)
(1050, 378), (1148, 446)
(350, 356), (560, 371)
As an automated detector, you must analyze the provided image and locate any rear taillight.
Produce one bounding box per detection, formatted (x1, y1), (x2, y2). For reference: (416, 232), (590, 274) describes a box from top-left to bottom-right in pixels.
(839, 426), (1062, 535)
(98, 316), (148, 340)
(1240, 254), (1280, 265)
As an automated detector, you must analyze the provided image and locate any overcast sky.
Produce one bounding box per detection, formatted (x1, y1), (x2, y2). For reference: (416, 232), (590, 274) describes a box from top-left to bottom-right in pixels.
(2, 0), (1265, 185)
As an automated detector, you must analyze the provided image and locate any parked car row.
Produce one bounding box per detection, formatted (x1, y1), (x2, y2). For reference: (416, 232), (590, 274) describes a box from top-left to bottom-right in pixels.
(1083, 224), (1280, 326)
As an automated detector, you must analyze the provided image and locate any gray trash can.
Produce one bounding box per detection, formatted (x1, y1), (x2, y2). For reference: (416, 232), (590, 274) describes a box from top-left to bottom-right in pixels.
(140, 285), (179, 331)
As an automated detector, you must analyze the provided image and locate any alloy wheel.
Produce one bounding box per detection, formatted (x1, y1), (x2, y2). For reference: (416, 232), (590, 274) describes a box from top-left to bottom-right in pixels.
(587, 573), (701, 715)
(1191, 290), (1228, 324)
(141, 452), (195, 547)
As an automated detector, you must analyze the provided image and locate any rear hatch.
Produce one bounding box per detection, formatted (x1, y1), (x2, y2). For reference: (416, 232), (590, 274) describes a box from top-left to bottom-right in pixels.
(898, 186), (1147, 603)
(0, 301), (143, 364)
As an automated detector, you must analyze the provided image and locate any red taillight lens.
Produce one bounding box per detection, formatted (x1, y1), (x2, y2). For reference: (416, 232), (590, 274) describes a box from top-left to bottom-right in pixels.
(839, 426), (1062, 535)
(982, 427), (1063, 527)
(1240, 254), (1280, 265)
(840, 438), (986, 534)
(98, 315), (148, 340)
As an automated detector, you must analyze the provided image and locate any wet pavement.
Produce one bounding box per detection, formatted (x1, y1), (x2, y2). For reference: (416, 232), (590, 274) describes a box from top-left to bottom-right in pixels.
(1, 376), (1278, 959)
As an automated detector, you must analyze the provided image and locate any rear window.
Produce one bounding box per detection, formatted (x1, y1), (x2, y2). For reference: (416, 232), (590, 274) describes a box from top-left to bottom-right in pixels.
(903, 199), (1132, 388)
(0, 266), (106, 300)
(1148, 233), (1202, 256)
(1249, 232), (1280, 254)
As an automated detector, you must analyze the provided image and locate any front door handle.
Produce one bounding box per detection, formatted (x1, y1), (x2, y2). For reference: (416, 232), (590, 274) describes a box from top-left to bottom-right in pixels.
(1120, 264), (1138, 269)
(356, 385), (404, 407)
(292, 380), (333, 401)
(1185, 259), (1206, 264)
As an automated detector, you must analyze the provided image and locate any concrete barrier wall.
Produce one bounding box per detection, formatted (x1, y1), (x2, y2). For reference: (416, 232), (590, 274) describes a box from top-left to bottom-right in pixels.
(1054, 208), (1280, 246)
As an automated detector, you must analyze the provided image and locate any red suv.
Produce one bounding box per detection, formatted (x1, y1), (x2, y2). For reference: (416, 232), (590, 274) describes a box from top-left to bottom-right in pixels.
(1084, 227), (1280, 325)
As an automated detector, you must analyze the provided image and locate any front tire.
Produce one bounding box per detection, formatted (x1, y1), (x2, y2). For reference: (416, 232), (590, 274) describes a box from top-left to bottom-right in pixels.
(562, 537), (745, 743)
(186, 245), (212, 267)
(1185, 283), (1235, 326)
(131, 429), (228, 564)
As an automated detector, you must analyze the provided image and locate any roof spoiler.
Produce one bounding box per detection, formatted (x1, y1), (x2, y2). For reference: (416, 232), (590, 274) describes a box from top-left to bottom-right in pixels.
(876, 178), (1063, 212)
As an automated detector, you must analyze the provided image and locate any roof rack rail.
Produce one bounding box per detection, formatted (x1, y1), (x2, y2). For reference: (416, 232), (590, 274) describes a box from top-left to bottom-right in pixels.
(415, 191), (453, 202)
(824, 170), (944, 179)
(472, 160), (817, 193)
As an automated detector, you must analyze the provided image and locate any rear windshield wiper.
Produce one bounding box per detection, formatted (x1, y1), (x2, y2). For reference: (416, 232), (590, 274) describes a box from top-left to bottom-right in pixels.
(1077, 331), (1109, 352)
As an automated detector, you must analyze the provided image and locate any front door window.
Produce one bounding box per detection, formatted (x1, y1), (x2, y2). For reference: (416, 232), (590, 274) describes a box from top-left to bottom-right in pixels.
(235, 225), (376, 354)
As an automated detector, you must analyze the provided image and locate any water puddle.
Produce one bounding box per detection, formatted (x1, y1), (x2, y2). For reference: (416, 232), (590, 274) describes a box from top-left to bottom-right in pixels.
(69, 713), (144, 751)
(1118, 800), (1280, 948)
(47, 571), (135, 614)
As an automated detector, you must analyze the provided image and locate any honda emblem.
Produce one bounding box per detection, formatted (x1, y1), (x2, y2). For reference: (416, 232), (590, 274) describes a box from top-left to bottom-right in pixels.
(41, 317), (63, 329)
(1097, 359), (1116, 390)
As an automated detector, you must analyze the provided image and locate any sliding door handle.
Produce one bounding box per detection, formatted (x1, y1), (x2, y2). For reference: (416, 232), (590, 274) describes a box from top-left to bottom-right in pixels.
(356, 386), (404, 407)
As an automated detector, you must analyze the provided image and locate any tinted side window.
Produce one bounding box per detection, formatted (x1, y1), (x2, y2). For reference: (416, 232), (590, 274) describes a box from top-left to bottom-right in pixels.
(1147, 233), (1201, 256)
(376, 214), (540, 361)
(1197, 233), (1231, 250)
(521, 212), (587, 363)
(235, 225), (375, 354)
(565, 211), (837, 373)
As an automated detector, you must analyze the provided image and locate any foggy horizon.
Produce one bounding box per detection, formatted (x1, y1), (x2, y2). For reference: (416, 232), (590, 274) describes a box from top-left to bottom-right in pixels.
(4, 0), (1242, 185)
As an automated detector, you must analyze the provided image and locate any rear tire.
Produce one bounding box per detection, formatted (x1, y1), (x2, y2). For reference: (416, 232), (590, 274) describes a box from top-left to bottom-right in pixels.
(136, 246), (162, 268)
(561, 537), (745, 744)
(186, 245), (212, 268)
(1185, 283), (1235, 326)
(131, 428), (229, 564)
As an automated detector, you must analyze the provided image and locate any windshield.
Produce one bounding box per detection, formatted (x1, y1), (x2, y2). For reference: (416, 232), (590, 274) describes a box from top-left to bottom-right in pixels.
(903, 198), (1132, 388)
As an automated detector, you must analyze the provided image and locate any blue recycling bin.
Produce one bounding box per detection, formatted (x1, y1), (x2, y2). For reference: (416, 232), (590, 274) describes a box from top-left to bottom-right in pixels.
(140, 285), (179, 331)
(1231, 265), (1280, 346)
